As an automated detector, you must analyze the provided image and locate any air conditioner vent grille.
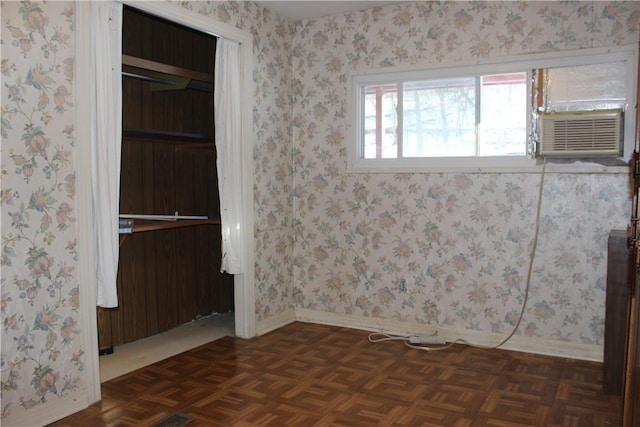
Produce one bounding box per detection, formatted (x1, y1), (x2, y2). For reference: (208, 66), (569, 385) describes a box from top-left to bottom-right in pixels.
(539, 109), (622, 157)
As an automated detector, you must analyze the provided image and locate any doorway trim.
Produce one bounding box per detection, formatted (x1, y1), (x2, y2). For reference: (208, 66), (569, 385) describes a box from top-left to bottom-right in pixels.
(76, 0), (255, 405)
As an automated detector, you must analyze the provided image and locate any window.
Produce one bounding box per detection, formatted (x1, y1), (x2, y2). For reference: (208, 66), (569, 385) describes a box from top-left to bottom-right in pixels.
(363, 73), (527, 159)
(350, 47), (636, 172)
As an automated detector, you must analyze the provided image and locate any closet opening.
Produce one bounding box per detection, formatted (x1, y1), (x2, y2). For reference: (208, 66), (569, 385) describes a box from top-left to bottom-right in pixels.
(96, 5), (234, 380)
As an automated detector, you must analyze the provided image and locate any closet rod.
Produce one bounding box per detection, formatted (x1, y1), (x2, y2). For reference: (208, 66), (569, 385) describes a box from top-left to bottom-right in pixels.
(122, 71), (177, 86)
(120, 213), (208, 221)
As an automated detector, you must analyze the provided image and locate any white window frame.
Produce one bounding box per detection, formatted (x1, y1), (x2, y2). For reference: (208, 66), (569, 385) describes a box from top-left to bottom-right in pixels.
(348, 46), (637, 173)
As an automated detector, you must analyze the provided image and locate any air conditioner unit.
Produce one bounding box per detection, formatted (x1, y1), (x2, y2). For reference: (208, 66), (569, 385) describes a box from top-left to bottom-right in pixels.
(539, 109), (622, 157)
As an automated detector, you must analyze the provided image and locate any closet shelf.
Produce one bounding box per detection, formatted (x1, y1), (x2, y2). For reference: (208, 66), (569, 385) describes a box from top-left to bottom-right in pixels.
(119, 218), (222, 246)
(123, 128), (213, 143)
(132, 218), (221, 232)
(122, 54), (212, 84)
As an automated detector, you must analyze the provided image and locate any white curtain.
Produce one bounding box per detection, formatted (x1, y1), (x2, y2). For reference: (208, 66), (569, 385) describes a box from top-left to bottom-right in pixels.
(214, 39), (244, 274)
(91, 1), (122, 307)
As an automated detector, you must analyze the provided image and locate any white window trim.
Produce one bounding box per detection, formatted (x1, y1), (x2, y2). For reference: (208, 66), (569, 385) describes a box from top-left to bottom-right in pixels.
(348, 45), (637, 174)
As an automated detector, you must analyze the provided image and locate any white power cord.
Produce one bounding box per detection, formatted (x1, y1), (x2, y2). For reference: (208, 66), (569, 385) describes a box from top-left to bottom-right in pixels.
(368, 333), (446, 346)
(369, 159), (547, 352)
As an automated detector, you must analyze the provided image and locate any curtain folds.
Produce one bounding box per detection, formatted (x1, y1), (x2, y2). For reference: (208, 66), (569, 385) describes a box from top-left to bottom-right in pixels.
(92, 1), (122, 307)
(214, 39), (244, 274)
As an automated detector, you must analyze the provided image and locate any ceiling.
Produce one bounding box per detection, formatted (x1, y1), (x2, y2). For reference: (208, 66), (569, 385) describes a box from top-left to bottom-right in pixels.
(258, 1), (406, 21)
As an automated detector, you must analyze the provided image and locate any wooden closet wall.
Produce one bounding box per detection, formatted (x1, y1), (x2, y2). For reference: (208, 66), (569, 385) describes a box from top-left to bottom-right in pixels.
(98, 6), (233, 349)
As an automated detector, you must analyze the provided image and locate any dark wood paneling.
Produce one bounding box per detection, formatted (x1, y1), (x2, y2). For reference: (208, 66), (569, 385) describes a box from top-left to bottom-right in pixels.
(141, 142), (159, 337)
(96, 308), (113, 353)
(121, 233), (148, 343)
(176, 229), (197, 325)
(99, 6), (232, 348)
(219, 272), (235, 313)
(175, 151), (197, 325)
(110, 279), (123, 345)
(604, 230), (632, 395)
(155, 229), (178, 333)
(195, 228), (213, 316)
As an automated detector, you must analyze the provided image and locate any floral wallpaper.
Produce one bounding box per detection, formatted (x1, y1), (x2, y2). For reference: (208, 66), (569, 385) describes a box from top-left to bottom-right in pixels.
(290, 1), (638, 347)
(1, 0), (638, 423)
(1, 0), (81, 420)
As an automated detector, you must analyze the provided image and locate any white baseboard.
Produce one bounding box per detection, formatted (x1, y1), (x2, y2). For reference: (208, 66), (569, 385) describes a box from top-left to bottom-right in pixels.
(2, 390), (90, 427)
(433, 324), (603, 362)
(256, 308), (296, 335)
(294, 308), (603, 362)
(295, 308), (438, 337)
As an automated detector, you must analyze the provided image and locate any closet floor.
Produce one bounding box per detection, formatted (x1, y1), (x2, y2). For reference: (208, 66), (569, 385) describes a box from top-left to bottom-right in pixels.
(99, 312), (234, 382)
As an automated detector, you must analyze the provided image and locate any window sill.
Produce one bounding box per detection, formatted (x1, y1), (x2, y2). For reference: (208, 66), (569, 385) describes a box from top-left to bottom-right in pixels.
(348, 156), (630, 174)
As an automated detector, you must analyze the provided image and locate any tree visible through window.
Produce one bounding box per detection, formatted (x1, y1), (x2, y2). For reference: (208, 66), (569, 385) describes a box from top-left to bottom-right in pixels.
(362, 73), (527, 159)
(353, 49), (634, 171)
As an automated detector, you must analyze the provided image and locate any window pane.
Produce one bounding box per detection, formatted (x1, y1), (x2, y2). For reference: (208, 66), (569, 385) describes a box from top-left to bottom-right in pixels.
(545, 63), (626, 112)
(480, 73), (527, 156)
(403, 78), (476, 157)
(363, 84), (398, 159)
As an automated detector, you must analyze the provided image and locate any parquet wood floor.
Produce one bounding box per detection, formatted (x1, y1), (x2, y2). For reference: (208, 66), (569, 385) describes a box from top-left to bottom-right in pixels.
(50, 322), (621, 427)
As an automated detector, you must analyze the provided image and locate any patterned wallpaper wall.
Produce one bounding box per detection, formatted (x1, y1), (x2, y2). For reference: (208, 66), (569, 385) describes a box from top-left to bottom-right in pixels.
(289, 1), (638, 347)
(1, 0), (81, 419)
(1, 0), (639, 422)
